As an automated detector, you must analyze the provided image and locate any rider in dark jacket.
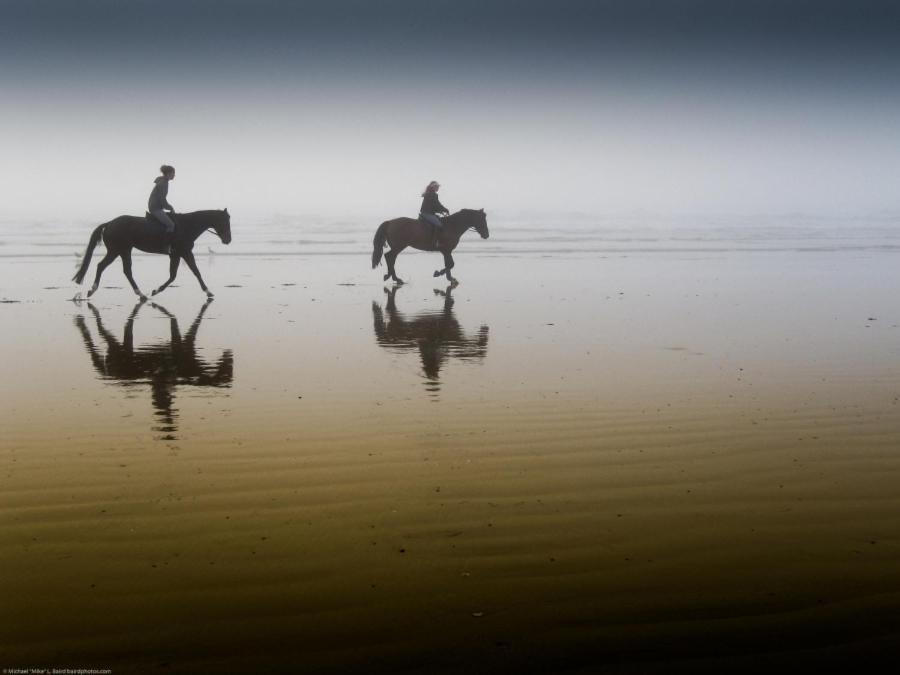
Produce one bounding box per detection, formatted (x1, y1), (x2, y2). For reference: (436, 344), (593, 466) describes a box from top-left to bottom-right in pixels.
(149, 165), (176, 253)
(420, 180), (449, 249)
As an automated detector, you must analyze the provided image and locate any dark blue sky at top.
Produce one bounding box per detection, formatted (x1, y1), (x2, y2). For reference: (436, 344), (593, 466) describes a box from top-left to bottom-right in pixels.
(4, 0), (899, 44)
(3, 0), (900, 89)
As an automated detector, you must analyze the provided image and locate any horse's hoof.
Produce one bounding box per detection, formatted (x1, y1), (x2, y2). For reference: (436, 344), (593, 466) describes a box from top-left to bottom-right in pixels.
(450, 278), (459, 287)
(151, 289), (158, 296)
(395, 278), (405, 285)
(206, 291), (215, 298)
(383, 273), (391, 282)
(433, 270), (442, 277)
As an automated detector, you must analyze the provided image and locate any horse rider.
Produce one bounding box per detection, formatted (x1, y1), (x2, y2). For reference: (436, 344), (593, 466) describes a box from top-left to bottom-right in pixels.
(420, 180), (449, 249)
(149, 164), (177, 253)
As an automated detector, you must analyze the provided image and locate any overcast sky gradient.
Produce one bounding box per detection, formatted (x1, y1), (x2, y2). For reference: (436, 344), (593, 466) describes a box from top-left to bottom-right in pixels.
(2, 0), (899, 219)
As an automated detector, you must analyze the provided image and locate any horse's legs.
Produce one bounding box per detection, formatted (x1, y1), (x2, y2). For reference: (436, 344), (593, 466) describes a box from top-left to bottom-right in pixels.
(384, 247), (406, 284)
(433, 251), (457, 285)
(182, 251), (214, 298)
(152, 254), (181, 296)
(87, 249), (119, 298)
(119, 249), (146, 299)
(124, 299), (147, 351)
(383, 249), (395, 282)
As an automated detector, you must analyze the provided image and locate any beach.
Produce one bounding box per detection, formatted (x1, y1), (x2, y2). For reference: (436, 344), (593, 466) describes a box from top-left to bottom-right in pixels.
(2, 216), (900, 672)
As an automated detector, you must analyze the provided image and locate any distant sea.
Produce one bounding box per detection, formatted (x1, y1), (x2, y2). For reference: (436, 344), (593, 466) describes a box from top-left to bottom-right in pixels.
(2, 213), (899, 259)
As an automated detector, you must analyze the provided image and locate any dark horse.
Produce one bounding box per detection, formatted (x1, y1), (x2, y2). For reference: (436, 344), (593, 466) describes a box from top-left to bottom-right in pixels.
(72, 209), (232, 299)
(371, 208), (488, 285)
(372, 285), (488, 394)
(74, 298), (233, 439)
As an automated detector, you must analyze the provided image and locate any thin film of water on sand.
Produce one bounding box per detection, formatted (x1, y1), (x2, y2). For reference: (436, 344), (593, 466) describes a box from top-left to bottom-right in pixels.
(2, 217), (900, 671)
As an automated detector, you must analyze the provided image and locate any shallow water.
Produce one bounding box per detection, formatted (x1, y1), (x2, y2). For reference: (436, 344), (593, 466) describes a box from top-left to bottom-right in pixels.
(2, 217), (900, 672)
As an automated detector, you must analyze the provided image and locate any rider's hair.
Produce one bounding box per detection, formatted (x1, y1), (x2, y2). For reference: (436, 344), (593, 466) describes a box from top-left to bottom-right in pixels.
(160, 165), (175, 176)
(422, 180), (440, 197)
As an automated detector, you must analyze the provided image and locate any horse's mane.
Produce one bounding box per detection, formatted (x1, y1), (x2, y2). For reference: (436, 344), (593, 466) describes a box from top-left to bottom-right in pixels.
(448, 208), (484, 218)
(178, 209), (226, 218)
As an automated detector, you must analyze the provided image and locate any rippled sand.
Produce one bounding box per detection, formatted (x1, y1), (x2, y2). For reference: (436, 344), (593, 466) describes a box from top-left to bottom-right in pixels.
(2, 225), (900, 672)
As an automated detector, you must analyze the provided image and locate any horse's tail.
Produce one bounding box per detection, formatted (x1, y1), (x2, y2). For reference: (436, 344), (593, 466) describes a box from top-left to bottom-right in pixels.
(72, 222), (107, 284)
(372, 221), (389, 268)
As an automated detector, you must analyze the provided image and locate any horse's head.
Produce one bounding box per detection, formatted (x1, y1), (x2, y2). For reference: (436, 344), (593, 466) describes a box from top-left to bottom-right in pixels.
(465, 208), (489, 239)
(213, 208), (232, 244)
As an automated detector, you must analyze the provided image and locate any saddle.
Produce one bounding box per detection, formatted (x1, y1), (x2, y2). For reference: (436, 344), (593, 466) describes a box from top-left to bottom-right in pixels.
(145, 211), (177, 229)
(418, 213), (444, 227)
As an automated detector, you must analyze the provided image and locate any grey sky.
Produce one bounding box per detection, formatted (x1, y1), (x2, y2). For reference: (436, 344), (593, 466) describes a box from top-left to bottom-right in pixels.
(2, 0), (899, 219)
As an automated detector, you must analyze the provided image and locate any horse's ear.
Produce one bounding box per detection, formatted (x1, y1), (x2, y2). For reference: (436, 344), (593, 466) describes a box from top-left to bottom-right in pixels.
(224, 207), (229, 214)
(479, 208), (484, 213)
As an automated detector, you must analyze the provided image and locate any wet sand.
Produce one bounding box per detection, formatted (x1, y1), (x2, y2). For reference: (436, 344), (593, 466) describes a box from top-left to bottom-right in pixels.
(2, 221), (900, 672)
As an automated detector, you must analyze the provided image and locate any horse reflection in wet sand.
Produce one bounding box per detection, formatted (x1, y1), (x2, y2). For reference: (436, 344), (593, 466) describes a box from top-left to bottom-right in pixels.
(372, 285), (488, 395)
(74, 299), (233, 439)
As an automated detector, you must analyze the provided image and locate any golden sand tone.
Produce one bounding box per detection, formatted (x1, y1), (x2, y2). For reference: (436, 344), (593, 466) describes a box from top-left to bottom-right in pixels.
(2, 245), (900, 672)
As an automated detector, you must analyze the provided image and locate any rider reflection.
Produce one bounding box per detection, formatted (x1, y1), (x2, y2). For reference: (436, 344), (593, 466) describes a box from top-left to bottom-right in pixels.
(372, 285), (488, 396)
(73, 298), (233, 440)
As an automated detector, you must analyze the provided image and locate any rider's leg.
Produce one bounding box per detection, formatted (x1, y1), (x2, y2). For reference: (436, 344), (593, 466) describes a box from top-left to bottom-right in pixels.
(151, 210), (177, 254)
(421, 213), (442, 249)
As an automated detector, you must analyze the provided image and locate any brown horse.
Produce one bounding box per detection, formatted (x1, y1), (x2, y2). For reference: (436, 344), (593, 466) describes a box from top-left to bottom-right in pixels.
(371, 208), (489, 285)
(72, 209), (232, 299)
